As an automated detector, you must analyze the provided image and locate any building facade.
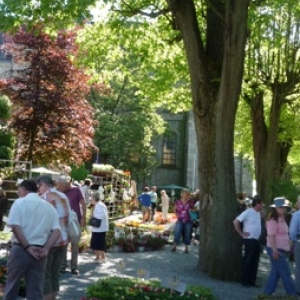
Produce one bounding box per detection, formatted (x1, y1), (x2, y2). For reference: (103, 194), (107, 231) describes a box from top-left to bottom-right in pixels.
(150, 110), (253, 195)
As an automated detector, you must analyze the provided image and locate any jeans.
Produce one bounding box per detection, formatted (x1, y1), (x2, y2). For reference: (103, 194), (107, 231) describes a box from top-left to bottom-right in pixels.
(294, 241), (300, 293)
(241, 239), (261, 285)
(174, 220), (193, 245)
(264, 246), (297, 295)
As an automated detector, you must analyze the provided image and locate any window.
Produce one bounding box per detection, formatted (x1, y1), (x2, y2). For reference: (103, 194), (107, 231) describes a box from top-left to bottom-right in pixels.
(162, 133), (177, 166)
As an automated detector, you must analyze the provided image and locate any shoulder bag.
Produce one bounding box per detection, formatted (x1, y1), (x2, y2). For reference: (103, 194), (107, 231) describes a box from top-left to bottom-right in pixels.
(88, 217), (102, 227)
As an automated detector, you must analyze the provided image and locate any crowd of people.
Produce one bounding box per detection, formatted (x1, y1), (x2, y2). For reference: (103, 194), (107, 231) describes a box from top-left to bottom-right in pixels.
(1, 175), (110, 300)
(3, 177), (201, 299)
(234, 193), (300, 297)
(138, 186), (200, 253)
(7, 175), (300, 299)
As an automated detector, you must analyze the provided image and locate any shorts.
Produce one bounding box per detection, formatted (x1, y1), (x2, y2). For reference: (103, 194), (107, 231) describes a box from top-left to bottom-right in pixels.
(142, 206), (150, 214)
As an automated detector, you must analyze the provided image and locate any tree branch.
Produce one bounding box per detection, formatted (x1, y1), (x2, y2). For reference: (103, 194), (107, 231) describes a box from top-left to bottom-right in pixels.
(112, 1), (170, 18)
(205, 0), (224, 20)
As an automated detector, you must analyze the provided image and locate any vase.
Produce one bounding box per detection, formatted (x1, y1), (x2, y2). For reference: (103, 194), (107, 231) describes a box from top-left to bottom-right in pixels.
(138, 246), (145, 252)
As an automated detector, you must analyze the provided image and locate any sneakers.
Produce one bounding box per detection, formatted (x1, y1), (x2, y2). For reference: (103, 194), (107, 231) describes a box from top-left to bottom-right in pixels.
(71, 269), (79, 275)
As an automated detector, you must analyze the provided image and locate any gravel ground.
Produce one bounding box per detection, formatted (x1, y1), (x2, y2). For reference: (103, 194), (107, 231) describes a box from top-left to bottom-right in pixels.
(56, 244), (297, 300)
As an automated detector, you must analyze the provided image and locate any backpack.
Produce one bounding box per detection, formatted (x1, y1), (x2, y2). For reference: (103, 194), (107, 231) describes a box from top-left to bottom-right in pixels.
(67, 210), (81, 244)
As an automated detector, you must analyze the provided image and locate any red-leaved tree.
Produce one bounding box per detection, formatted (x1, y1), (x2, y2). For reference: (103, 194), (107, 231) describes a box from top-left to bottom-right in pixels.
(0, 25), (96, 165)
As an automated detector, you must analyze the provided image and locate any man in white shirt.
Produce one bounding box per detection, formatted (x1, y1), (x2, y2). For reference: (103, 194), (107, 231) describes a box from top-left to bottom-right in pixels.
(233, 197), (263, 288)
(3, 179), (60, 300)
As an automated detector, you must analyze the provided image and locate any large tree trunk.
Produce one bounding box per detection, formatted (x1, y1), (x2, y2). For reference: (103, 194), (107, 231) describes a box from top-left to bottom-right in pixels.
(169, 0), (250, 281)
(247, 84), (292, 205)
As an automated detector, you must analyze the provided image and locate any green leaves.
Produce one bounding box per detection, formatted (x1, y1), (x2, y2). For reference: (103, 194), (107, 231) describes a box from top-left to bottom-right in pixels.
(78, 12), (190, 113)
(0, 27), (96, 165)
(87, 80), (165, 181)
(0, 0), (97, 32)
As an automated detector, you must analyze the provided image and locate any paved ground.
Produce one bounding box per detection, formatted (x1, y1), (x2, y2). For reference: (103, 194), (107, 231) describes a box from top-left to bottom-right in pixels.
(1, 212), (298, 300)
(56, 244), (297, 300)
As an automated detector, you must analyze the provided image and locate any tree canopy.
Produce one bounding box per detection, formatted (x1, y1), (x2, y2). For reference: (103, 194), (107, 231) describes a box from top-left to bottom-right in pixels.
(88, 81), (165, 182)
(0, 26), (96, 165)
(0, 0), (97, 31)
(235, 0), (300, 203)
(0, 95), (14, 160)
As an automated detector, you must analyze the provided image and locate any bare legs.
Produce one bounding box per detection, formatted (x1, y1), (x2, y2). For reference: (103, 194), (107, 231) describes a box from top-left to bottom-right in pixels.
(95, 250), (105, 260)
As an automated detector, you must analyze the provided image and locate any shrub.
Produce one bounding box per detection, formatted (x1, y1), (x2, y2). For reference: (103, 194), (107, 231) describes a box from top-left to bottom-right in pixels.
(85, 276), (216, 300)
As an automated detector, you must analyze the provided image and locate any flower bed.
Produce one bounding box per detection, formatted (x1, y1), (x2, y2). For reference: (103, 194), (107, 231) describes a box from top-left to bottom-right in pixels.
(115, 212), (177, 229)
(82, 276), (216, 300)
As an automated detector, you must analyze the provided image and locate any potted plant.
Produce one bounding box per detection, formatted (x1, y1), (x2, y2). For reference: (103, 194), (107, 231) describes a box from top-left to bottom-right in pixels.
(123, 237), (137, 253)
(145, 234), (166, 251)
(112, 237), (125, 252)
(78, 232), (91, 253)
(136, 236), (148, 252)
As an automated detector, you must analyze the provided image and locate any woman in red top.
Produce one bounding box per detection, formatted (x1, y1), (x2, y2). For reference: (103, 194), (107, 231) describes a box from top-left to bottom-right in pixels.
(171, 188), (195, 253)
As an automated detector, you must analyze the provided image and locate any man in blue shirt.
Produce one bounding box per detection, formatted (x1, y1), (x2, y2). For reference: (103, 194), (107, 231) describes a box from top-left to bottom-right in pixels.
(289, 197), (300, 294)
(138, 187), (151, 223)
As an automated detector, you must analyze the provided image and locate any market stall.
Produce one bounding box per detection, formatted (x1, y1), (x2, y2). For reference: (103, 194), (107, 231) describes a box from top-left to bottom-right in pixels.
(90, 164), (136, 219)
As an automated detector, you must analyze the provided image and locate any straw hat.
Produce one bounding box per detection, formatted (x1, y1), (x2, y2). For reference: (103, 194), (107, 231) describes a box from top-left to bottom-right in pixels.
(270, 197), (290, 207)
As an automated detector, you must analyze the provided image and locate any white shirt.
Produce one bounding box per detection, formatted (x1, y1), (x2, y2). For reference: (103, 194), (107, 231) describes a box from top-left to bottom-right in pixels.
(82, 185), (90, 205)
(236, 208), (261, 239)
(8, 193), (60, 245)
(150, 191), (157, 203)
(91, 201), (109, 233)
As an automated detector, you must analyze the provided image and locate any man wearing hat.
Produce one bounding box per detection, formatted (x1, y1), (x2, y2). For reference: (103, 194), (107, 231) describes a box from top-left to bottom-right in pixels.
(233, 197), (263, 287)
(289, 196), (300, 294)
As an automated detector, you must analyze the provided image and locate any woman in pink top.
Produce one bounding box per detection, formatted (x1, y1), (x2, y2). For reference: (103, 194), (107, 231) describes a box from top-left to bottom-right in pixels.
(264, 197), (297, 296)
(171, 188), (195, 253)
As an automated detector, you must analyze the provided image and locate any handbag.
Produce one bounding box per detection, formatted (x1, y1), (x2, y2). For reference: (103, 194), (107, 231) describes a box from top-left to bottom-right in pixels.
(88, 217), (102, 227)
(67, 210), (81, 243)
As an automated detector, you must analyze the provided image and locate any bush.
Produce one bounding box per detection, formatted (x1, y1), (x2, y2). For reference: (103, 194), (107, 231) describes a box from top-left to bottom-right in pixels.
(85, 276), (216, 300)
(70, 164), (90, 181)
